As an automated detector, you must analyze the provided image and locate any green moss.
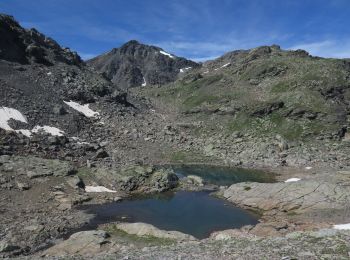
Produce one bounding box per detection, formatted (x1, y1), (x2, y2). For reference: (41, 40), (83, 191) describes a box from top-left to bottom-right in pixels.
(170, 151), (188, 162)
(77, 167), (93, 178)
(183, 95), (220, 110)
(271, 82), (292, 93)
(286, 211), (298, 216)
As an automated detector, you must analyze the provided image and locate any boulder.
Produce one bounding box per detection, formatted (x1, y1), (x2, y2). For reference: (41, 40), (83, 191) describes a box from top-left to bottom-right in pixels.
(185, 175), (205, 186)
(115, 222), (196, 241)
(0, 241), (20, 253)
(66, 176), (85, 189)
(44, 230), (109, 256)
(149, 169), (179, 192)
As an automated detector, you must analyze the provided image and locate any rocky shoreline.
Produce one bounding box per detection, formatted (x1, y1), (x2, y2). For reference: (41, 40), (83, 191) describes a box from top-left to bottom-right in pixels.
(1, 153), (350, 259)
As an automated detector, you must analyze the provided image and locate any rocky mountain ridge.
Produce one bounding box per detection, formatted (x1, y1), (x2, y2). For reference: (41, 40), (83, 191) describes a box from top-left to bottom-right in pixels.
(0, 14), (82, 66)
(87, 40), (200, 89)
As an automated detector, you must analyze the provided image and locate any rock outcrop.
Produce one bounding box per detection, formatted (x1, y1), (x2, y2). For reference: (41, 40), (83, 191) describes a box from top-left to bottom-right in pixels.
(0, 14), (81, 65)
(114, 222), (196, 241)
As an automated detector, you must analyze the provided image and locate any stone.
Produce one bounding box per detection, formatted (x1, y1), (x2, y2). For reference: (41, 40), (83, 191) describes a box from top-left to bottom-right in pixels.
(53, 105), (67, 115)
(115, 222), (196, 241)
(186, 175), (205, 186)
(24, 224), (44, 232)
(0, 241), (20, 253)
(94, 149), (109, 159)
(26, 170), (53, 179)
(149, 169), (179, 192)
(113, 196), (123, 202)
(44, 230), (109, 256)
(16, 181), (31, 190)
(66, 176), (85, 189)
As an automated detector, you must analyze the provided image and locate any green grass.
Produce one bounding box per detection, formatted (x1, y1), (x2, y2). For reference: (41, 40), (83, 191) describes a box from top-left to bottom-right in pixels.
(170, 151), (188, 162)
(183, 95), (220, 110)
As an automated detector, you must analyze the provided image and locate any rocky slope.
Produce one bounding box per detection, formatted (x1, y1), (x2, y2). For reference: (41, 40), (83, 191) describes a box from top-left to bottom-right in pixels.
(140, 45), (350, 141)
(135, 44), (350, 168)
(87, 40), (200, 89)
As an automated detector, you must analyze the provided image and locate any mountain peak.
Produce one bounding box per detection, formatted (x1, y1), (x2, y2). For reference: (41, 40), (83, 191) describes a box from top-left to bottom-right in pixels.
(88, 41), (200, 89)
(123, 40), (141, 46)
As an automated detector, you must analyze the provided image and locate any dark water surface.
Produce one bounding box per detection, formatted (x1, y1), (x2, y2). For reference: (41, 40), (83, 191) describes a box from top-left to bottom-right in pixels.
(81, 191), (259, 239)
(80, 166), (274, 239)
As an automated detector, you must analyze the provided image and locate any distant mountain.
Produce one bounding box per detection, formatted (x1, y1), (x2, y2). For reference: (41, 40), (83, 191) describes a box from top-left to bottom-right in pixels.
(87, 40), (200, 89)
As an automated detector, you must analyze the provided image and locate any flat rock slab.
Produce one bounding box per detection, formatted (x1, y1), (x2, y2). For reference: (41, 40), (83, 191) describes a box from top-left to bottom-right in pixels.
(43, 230), (109, 256)
(223, 170), (350, 228)
(115, 222), (196, 241)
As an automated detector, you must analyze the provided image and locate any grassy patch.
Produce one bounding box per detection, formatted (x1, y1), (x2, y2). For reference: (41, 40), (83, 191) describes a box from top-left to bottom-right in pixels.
(183, 94), (220, 110)
(77, 167), (93, 178)
(170, 151), (188, 162)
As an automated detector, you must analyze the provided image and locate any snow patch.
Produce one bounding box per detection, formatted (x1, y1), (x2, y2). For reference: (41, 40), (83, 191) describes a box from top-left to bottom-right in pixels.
(64, 101), (99, 118)
(333, 223), (350, 230)
(305, 166), (312, 170)
(32, 126), (64, 136)
(0, 107), (65, 138)
(142, 77), (147, 87)
(0, 107), (28, 131)
(159, 50), (175, 59)
(214, 63), (231, 71)
(85, 186), (117, 193)
(220, 62), (231, 68)
(15, 129), (32, 137)
(179, 67), (192, 73)
(203, 71), (209, 74)
(284, 178), (301, 183)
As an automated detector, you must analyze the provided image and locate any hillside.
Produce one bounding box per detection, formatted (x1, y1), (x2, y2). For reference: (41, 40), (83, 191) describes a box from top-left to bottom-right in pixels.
(138, 45), (350, 142)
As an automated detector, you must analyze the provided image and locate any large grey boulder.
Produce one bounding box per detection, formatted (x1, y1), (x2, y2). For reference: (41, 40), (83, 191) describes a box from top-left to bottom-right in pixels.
(43, 230), (109, 256)
(149, 169), (179, 192)
(115, 222), (196, 241)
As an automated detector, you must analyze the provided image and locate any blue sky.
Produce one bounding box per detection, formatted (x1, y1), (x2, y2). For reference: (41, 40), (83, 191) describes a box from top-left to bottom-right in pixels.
(1, 0), (350, 61)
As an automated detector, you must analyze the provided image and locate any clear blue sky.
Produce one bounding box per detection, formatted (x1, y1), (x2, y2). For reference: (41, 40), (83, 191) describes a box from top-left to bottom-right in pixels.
(1, 0), (349, 61)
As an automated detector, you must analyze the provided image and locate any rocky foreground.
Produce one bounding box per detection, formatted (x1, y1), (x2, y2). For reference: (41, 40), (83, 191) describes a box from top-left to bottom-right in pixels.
(1, 154), (350, 259)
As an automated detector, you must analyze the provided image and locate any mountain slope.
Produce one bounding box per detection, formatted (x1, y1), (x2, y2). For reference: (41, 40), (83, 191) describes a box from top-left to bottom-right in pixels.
(138, 45), (350, 142)
(87, 40), (200, 89)
(0, 14), (133, 159)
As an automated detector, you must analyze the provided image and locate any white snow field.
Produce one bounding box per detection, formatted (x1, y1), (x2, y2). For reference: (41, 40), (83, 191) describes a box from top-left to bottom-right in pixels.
(85, 186), (117, 193)
(64, 101), (100, 118)
(32, 126), (65, 136)
(333, 223), (350, 230)
(0, 107), (28, 131)
(284, 178), (301, 183)
(159, 50), (175, 59)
